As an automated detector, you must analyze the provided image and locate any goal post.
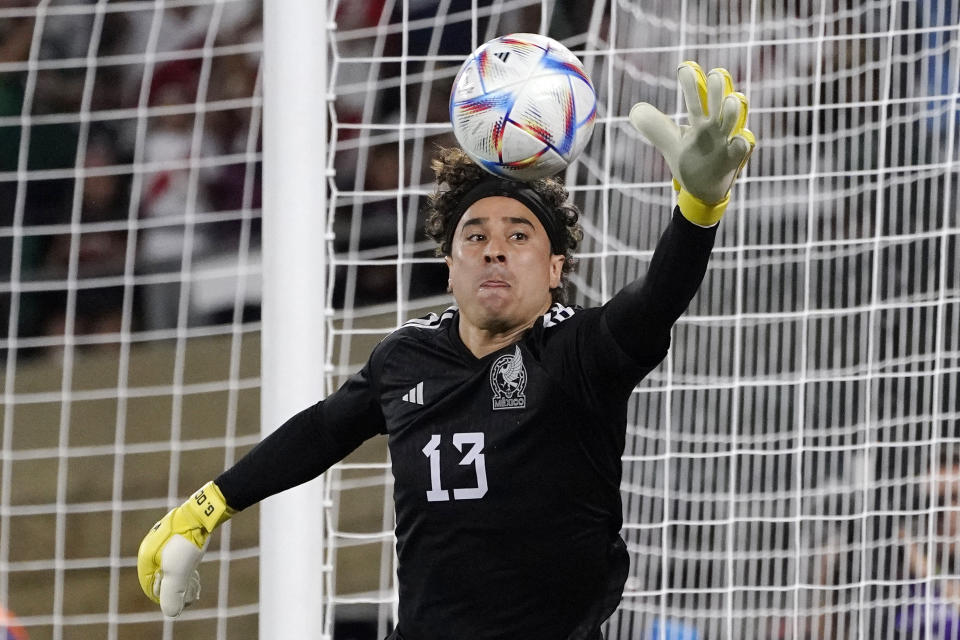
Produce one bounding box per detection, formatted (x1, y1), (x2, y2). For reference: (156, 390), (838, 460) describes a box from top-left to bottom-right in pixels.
(260, 1), (327, 638)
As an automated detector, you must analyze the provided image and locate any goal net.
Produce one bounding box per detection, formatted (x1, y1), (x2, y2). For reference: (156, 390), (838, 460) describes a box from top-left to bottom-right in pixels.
(1, 1), (957, 639)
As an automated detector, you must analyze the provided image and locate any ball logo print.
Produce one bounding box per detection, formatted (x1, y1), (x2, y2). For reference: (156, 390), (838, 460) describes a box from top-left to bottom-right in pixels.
(450, 33), (597, 181)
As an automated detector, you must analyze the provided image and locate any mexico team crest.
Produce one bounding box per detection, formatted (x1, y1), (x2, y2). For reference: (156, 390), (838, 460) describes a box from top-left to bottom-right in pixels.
(490, 345), (527, 410)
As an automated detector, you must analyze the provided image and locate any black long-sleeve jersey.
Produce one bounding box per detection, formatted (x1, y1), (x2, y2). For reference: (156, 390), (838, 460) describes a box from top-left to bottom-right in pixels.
(217, 208), (717, 640)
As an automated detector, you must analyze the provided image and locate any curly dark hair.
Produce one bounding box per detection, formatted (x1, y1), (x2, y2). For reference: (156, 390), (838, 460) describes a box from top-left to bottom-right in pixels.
(424, 147), (583, 304)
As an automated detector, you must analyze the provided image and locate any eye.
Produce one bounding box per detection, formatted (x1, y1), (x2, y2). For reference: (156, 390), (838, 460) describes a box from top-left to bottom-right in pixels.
(510, 231), (528, 241)
(466, 232), (486, 242)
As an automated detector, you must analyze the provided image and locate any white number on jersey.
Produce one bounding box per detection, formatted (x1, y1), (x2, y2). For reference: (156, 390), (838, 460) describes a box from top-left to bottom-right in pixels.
(421, 432), (488, 502)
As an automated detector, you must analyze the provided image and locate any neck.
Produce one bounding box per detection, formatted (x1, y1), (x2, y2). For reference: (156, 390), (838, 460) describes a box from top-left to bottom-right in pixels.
(457, 301), (553, 358)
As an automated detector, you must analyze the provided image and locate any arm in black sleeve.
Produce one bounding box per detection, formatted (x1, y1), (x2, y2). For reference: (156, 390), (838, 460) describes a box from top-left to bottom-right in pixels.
(214, 400), (367, 511)
(603, 206), (718, 364)
(215, 351), (388, 511)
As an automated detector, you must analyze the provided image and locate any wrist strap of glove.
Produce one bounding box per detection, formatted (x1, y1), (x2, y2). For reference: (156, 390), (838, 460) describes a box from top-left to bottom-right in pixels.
(678, 188), (728, 227)
(184, 481), (235, 533)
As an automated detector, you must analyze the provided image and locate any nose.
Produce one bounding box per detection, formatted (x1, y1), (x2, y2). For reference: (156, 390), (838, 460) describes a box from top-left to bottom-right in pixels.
(483, 237), (506, 263)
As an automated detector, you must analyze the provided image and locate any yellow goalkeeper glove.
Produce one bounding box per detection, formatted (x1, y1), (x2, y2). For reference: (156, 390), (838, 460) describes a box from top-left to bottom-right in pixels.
(137, 481), (234, 617)
(629, 61), (756, 226)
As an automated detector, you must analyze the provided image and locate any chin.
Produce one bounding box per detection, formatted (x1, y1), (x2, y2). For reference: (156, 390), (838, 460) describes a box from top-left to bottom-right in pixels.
(471, 305), (516, 333)
(455, 287), (550, 333)
(478, 315), (515, 334)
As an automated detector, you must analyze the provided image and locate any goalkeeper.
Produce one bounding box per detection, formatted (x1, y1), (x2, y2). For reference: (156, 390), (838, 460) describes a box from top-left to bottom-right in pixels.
(138, 62), (754, 640)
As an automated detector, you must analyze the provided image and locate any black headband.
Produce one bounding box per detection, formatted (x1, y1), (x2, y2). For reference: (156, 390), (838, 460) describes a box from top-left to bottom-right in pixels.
(444, 178), (565, 255)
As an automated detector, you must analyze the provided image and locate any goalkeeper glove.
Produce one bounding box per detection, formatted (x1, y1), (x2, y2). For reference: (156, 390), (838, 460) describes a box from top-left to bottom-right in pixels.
(137, 481), (234, 617)
(629, 61), (756, 226)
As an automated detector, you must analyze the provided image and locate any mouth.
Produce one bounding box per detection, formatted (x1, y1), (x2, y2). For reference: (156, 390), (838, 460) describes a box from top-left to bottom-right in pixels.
(479, 279), (510, 288)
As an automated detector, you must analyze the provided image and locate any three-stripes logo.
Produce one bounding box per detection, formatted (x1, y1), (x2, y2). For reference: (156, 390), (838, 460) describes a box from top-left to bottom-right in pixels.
(494, 51), (510, 63)
(402, 381), (424, 405)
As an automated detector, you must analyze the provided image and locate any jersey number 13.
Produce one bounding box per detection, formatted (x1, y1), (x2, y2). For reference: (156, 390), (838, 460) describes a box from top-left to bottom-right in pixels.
(421, 433), (488, 502)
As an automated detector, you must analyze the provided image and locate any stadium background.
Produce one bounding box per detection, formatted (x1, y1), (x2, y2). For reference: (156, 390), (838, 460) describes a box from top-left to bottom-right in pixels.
(0, 1), (957, 639)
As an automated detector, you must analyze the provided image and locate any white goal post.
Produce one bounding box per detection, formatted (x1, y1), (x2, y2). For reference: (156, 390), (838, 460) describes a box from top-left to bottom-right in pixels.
(260, 0), (327, 638)
(0, 1), (956, 640)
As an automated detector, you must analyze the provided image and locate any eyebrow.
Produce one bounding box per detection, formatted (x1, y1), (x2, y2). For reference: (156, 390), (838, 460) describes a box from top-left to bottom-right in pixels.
(461, 216), (535, 228)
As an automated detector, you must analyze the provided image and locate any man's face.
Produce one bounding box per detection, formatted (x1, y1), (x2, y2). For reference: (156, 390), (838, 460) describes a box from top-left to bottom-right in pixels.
(445, 196), (564, 334)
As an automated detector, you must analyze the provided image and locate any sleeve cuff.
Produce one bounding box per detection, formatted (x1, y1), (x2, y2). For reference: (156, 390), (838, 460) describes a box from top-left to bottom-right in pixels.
(677, 189), (727, 227)
(186, 481), (235, 532)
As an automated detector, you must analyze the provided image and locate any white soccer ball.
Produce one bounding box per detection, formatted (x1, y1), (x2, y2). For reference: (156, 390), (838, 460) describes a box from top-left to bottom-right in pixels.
(449, 33), (597, 182)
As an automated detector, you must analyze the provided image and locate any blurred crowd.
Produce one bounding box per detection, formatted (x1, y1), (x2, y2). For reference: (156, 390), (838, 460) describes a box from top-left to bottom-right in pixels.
(0, 0), (596, 356)
(0, 1), (264, 351)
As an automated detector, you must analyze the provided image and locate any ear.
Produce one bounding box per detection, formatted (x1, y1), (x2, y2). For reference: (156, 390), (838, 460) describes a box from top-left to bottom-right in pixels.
(548, 254), (564, 289)
(444, 255), (454, 292)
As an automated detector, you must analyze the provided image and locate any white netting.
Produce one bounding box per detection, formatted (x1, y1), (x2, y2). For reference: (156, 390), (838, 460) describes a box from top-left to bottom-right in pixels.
(326, 1), (959, 639)
(0, 1), (264, 639)
(0, 1), (957, 639)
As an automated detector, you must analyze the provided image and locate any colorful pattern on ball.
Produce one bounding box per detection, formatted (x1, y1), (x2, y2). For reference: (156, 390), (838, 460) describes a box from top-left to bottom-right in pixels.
(0, 606), (28, 640)
(450, 33), (597, 181)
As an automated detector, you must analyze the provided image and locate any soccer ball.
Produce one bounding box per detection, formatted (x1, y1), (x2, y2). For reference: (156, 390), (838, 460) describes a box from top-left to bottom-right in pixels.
(449, 33), (597, 181)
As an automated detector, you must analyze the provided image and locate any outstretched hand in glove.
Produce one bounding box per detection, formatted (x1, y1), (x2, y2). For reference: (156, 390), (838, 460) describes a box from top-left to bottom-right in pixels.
(630, 61), (755, 226)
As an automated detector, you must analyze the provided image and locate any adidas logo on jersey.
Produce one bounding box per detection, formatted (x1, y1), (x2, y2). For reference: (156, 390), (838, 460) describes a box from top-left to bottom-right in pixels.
(402, 381), (424, 405)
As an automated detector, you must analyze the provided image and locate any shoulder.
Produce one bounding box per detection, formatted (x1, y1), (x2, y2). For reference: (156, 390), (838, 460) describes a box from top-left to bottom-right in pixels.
(373, 306), (457, 357)
(373, 307), (460, 387)
(534, 302), (628, 358)
(362, 307), (457, 383)
(541, 302), (580, 329)
(528, 302), (602, 355)
(398, 306), (458, 333)
(539, 302), (606, 334)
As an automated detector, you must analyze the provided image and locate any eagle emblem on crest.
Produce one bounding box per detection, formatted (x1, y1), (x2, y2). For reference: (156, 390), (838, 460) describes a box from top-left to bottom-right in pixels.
(490, 345), (527, 410)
